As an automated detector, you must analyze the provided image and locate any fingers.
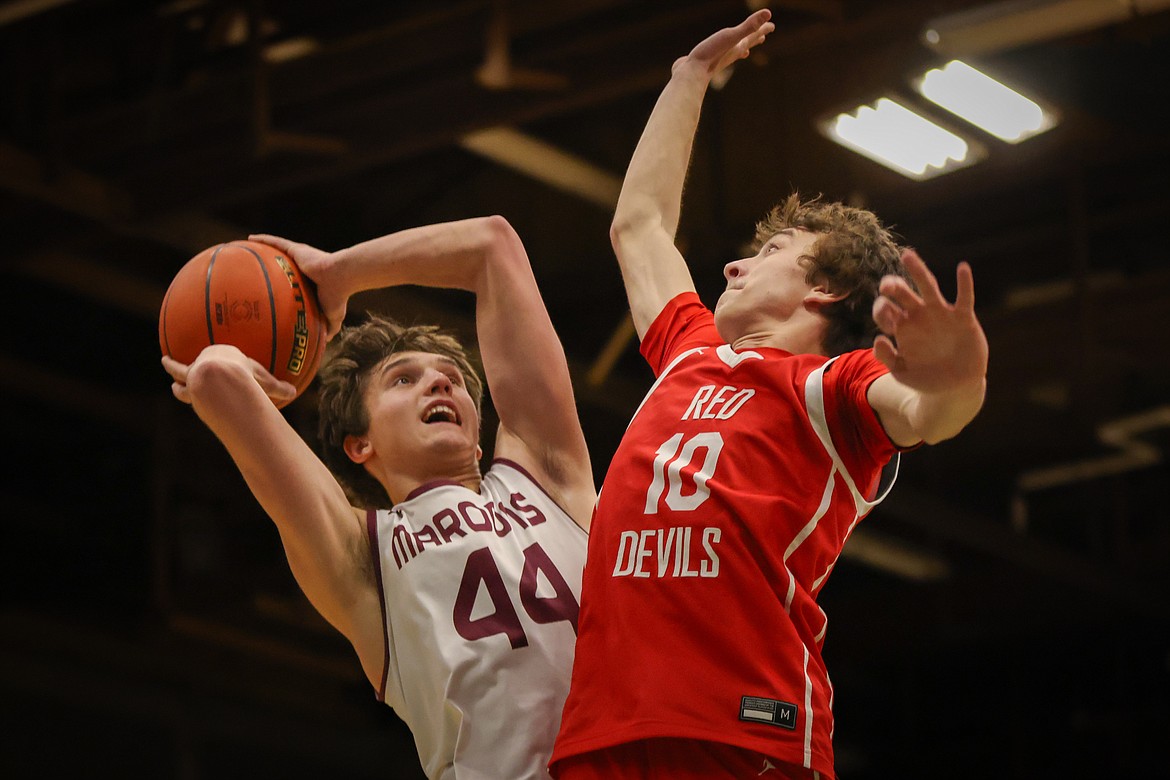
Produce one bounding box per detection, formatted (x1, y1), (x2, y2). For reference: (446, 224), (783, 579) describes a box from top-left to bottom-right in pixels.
(872, 334), (898, 371)
(163, 357), (193, 404)
(688, 9), (773, 75)
(743, 22), (774, 57)
(872, 294), (906, 336)
(161, 355), (188, 382)
(162, 353), (296, 405)
(899, 248), (947, 305)
(170, 382), (192, 405)
(902, 248), (977, 315)
(740, 8), (772, 33)
(251, 365), (298, 402)
(877, 273), (923, 318)
(954, 261), (975, 312)
(738, 10), (773, 53)
(248, 233), (291, 252)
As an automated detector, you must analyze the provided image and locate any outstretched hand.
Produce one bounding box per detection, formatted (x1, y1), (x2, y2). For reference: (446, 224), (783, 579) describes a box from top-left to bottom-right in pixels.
(872, 249), (988, 395)
(249, 233), (348, 339)
(673, 8), (774, 79)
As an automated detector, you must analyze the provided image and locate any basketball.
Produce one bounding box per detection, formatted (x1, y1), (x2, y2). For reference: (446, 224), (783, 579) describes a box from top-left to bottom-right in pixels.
(159, 240), (328, 408)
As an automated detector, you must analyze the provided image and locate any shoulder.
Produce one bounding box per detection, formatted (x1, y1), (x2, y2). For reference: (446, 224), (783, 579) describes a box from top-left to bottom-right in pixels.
(819, 348), (888, 391)
(483, 459), (561, 505)
(482, 458), (590, 533)
(640, 292), (721, 372)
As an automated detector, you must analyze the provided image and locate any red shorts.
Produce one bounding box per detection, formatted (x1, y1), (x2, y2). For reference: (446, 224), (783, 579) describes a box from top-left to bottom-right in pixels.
(552, 738), (823, 780)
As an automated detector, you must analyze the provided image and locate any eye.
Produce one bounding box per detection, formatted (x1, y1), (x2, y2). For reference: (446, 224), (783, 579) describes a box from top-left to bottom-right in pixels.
(394, 374), (413, 386)
(447, 372), (464, 386)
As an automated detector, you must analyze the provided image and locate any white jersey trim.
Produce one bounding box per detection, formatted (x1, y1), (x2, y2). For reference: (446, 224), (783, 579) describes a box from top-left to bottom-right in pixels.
(803, 358), (900, 516)
(802, 643), (814, 768)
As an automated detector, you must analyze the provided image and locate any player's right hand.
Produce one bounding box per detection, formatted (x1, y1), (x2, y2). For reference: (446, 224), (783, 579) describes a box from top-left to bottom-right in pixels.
(673, 8), (773, 79)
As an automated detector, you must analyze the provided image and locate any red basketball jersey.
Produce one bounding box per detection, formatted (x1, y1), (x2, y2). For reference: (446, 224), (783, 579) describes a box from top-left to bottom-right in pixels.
(551, 293), (900, 779)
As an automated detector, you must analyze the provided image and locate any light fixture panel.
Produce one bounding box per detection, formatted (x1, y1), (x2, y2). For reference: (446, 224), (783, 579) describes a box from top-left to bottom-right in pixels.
(913, 60), (1058, 143)
(818, 97), (985, 181)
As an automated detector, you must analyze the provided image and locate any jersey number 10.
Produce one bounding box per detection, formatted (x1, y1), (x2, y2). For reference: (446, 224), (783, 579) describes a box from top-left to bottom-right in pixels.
(645, 432), (724, 513)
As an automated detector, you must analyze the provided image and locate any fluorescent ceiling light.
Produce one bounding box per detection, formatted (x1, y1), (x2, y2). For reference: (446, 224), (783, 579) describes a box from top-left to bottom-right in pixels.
(915, 60), (1056, 143)
(821, 98), (981, 180)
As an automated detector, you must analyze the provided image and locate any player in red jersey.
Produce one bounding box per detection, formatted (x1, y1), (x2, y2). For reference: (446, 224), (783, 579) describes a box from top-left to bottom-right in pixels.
(550, 9), (988, 780)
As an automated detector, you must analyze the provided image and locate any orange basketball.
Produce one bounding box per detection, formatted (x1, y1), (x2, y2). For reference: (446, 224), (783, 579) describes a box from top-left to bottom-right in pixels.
(159, 240), (328, 408)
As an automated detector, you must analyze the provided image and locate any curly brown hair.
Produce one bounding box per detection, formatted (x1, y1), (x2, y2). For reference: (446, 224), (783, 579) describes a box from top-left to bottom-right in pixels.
(315, 315), (485, 508)
(752, 192), (908, 356)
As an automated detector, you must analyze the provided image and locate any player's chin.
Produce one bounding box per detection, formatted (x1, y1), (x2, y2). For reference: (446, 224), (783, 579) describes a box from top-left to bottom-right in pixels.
(712, 301), (740, 342)
(424, 422), (475, 447)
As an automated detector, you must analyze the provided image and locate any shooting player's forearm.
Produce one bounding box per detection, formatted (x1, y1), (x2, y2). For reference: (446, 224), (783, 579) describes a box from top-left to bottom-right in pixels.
(332, 216), (520, 297)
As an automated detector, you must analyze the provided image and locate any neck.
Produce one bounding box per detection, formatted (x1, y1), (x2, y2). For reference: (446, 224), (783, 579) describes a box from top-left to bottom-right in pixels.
(380, 459), (483, 506)
(729, 315), (828, 357)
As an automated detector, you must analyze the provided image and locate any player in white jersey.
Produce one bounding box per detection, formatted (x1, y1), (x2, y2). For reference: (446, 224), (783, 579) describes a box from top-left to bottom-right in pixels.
(162, 215), (594, 779)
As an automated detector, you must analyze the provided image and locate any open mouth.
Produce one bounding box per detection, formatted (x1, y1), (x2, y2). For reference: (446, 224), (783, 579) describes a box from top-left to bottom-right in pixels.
(423, 403), (460, 425)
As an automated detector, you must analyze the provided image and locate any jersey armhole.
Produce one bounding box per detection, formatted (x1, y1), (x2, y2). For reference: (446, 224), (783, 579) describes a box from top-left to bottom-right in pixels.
(490, 459), (589, 538)
(365, 508), (392, 702)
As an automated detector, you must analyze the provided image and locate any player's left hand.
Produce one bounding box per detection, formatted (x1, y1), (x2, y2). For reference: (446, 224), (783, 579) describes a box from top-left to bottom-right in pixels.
(872, 248), (988, 395)
(162, 346), (298, 406)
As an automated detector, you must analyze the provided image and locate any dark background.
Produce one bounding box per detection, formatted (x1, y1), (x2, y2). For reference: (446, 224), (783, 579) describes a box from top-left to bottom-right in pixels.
(2, 1), (1168, 777)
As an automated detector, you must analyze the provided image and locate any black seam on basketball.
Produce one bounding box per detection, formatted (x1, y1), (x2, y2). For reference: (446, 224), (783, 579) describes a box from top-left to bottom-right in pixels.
(238, 242), (279, 373)
(206, 244), (224, 346)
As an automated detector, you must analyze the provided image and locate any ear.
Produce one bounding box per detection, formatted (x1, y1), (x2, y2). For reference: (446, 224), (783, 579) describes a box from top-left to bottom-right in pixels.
(344, 434), (373, 464)
(475, 444), (484, 461)
(804, 284), (846, 309)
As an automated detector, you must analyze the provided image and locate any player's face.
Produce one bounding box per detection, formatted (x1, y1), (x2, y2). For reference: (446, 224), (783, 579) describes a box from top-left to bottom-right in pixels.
(714, 228), (822, 342)
(363, 351), (481, 472)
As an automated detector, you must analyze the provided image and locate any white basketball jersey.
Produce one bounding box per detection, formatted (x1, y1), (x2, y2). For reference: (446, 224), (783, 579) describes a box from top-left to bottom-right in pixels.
(367, 459), (588, 780)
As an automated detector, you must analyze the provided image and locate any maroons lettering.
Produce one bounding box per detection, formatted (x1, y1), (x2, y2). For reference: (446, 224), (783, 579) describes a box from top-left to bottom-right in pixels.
(391, 491), (547, 569)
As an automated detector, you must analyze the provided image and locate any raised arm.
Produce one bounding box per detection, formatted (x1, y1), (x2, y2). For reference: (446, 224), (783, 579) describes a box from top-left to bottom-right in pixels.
(252, 217), (595, 530)
(611, 9), (774, 337)
(866, 249), (989, 447)
(161, 346), (386, 687)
